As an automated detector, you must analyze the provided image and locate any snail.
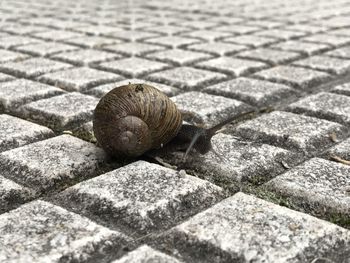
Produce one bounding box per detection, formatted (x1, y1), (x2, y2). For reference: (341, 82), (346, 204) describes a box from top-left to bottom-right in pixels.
(93, 83), (253, 160)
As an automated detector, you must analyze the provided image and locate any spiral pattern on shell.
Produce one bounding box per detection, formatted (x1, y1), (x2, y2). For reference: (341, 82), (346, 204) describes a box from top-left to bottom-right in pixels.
(93, 83), (183, 158)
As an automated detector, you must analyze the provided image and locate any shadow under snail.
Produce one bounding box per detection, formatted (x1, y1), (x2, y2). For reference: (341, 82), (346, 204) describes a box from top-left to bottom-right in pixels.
(93, 83), (253, 160)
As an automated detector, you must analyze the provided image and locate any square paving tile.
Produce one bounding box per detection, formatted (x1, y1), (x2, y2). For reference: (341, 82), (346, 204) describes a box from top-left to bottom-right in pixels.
(186, 42), (247, 56)
(146, 49), (212, 65)
(144, 36), (202, 48)
(0, 73), (14, 82)
(223, 35), (278, 47)
(180, 29), (233, 42)
(63, 35), (124, 48)
(325, 46), (350, 59)
(254, 29), (307, 40)
(0, 49), (29, 63)
(301, 33), (350, 47)
(106, 29), (161, 41)
(102, 42), (166, 56)
(0, 35), (40, 49)
(269, 41), (330, 55)
(30, 29), (85, 41)
(331, 82), (350, 96)
(236, 48), (301, 65)
(14, 41), (78, 56)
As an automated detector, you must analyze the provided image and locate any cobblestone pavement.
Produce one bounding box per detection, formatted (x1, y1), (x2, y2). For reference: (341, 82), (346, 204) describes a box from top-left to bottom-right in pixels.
(1, 0), (350, 262)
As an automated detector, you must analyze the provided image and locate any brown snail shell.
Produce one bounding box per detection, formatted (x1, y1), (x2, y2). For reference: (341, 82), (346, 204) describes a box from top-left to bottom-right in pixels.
(93, 83), (182, 158)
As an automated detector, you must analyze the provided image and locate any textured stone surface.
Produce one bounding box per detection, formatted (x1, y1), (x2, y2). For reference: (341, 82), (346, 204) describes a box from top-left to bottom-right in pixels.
(171, 92), (252, 127)
(186, 42), (247, 56)
(146, 49), (212, 65)
(0, 58), (72, 78)
(103, 42), (165, 56)
(0, 73), (14, 82)
(0, 114), (54, 152)
(180, 29), (233, 42)
(19, 92), (99, 130)
(325, 137), (350, 161)
(331, 82), (350, 96)
(265, 158), (350, 218)
(236, 48), (301, 65)
(286, 92), (350, 126)
(14, 42), (78, 56)
(161, 192), (350, 263)
(148, 66), (227, 90)
(0, 135), (107, 193)
(63, 35), (123, 48)
(0, 200), (130, 263)
(30, 29), (85, 41)
(254, 65), (331, 89)
(56, 161), (225, 235)
(222, 35), (278, 47)
(38, 67), (123, 92)
(0, 35), (40, 49)
(254, 29), (307, 40)
(270, 41), (330, 55)
(203, 77), (297, 107)
(144, 36), (202, 48)
(302, 33), (350, 46)
(0, 49), (29, 63)
(235, 111), (348, 155)
(325, 46), (350, 59)
(0, 79), (64, 112)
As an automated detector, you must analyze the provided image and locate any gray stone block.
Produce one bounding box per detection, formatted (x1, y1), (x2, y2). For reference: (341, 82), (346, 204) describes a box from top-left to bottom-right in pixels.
(0, 200), (130, 263)
(14, 41), (78, 56)
(30, 29), (85, 41)
(196, 57), (267, 76)
(302, 33), (350, 47)
(146, 49), (212, 65)
(0, 79), (65, 112)
(0, 73), (14, 82)
(171, 91), (252, 127)
(160, 192), (350, 263)
(329, 28), (350, 37)
(0, 35), (40, 49)
(147, 66), (227, 90)
(0, 114), (54, 152)
(112, 245), (182, 263)
(180, 29), (233, 42)
(293, 55), (350, 75)
(143, 25), (191, 35)
(331, 82), (350, 96)
(214, 24), (261, 34)
(55, 161), (225, 235)
(38, 67), (123, 92)
(18, 92), (99, 130)
(254, 65), (331, 89)
(105, 29), (161, 42)
(0, 58), (72, 78)
(283, 24), (329, 33)
(223, 35), (278, 47)
(0, 135), (107, 193)
(144, 36), (202, 48)
(203, 77), (297, 107)
(63, 36), (123, 48)
(88, 78), (180, 98)
(270, 40), (330, 55)
(0, 175), (37, 213)
(235, 111), (348, 155)
(254, 29), (306, 40)
(325, 137), (350, 161)
(175, 20), (219, 29)
(186, 42), (247, 56)
(286, 92), (350, 126)
(236, 48), (301, 65)
(102, 42), (166, 56)
(0, 49), (29, 63)
(265, 158), (350, 219)
(98, 57), (170, 77)
(325, 46), (350, 59)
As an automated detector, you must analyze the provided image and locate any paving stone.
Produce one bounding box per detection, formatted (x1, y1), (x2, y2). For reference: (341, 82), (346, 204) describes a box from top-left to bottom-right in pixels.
(254, 29), (307, 40)
(173, 90), (253, 126)
(186, 42), (247, 56)
(0, 49), (29, 63)
(236, 48), (301, 65)
(180, 30), (233, 42)
(64, 36), (124, 48)
(325, 46), (350, 59)
(293, 55), (350, 75)
(325, 137), (350, 162)
(160, 192), (350, 263)
(214, 24), (261, 34)
(254, 65), (331, 89)
(51, 49), (123, 66)
(73, 25), (124, 36)
(265, 158), (350, 219)
(244, 20), (284, 29)
(0, 57), (72, 78)
(0, 114), (54, 152)
(235, 111), (348, 155)
(106, 29), (160, 41)
(112, 245), (182, 263)
(0, 175), (37, 214)
(286, 92), (350, 126)
(56, 161), (225, 235)
(103, 42), (166, 56)
(144, 36), (202, 48)
(301, 33), (350, 47)
(39, 67), (122, 92)
(143, 25), (191, 35)
(98, 57), (170, 77)
(147, 66), (227, 90)
(0, 200), (130, 263)
(328, 28), (350, 37)
(0, 78), (65, 112)
(0, 135), (108, 193)
(13, 41), (78, 56)
(196, 56), (267, 76)
(0, 73), (14, 82)
(331, 82), (350, 96)
(222, 35), (278, 47)
(174, 20), (219, 30)
(0, 23), (49, 35)
(0, 35), (40, 49)
(88, 78), (180, 98)
(30, 29), (85, 41)
(270, 40), (330, 55)
(146, 49), (212, 65)
(282, 24), (329, 33)
(203, 77), (297, 107)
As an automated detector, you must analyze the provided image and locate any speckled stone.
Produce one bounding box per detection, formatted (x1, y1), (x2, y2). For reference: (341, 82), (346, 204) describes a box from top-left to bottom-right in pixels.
(0, 58), (72, 78)
(0, 200), (130, 263)
(30, 29), (84, 41)
(254, 65), (331, 89)
(14, 41), (78, 56)
(265, 158), (350, 218)
(0, 135), (107, 193)
(105, 29), (161, 42)
(302, 33), (350, 47)
(0, 49), (29, 63)
(55, 161), (225, 235)
(286, 92), (350, 126)
(160, 192), (350, 263)
(144, 36), (202, 48)
(223, 35), (278, 47)
(112, 245), (182, 263)
(203, 77), (297, 107)
(147, 66), (227, 90)
(270, 41), (330, 55)
(103, 42), (166, 56)
(235, 111), (348, 155)
(88, 78), (180, 98)
(63, 35), (123, 48)
(186, 42), (247, 56)
(0, 175), (37, 213)
(196, 57), (267, 76)
(180, 29), (233, 42)
(0, 73), (14, 82)
(331, 82), (350, 96)
(171, 91), (253, 127)
(254, 29), (307, 40)
(0, 35), (40, 49)
(0, 114), (54, 152)
(146, 49), (212, 65)
(0, 79), (65, 112)
(38, 67), (123, 92)
(325, 46), (350, 59)
(236, 48), (301, 65)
